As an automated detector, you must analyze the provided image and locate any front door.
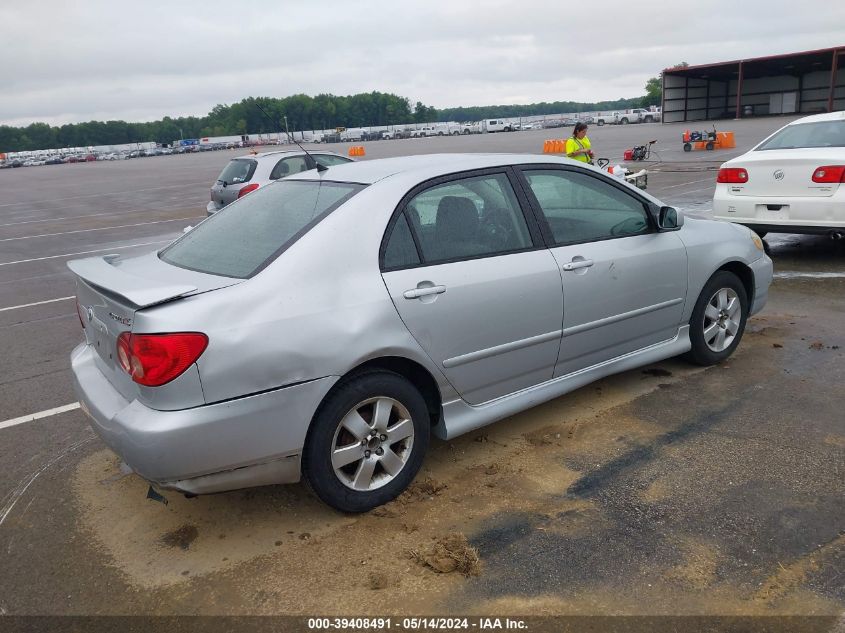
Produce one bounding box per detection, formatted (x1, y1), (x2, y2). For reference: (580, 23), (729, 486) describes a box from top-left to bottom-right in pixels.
(518, 167), (688, 376)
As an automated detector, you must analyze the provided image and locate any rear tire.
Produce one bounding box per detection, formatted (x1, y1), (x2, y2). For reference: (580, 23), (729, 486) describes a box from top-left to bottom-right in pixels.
(303, 371), (430, 512)
(597, 120), (605, 126)
(621, 118), (629, 125)
(683, 143), (692, 152)
(685, 271), (749, 366)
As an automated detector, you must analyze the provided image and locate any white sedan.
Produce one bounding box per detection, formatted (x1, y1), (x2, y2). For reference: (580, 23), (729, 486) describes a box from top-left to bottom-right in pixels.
(713, 111), (845, 238)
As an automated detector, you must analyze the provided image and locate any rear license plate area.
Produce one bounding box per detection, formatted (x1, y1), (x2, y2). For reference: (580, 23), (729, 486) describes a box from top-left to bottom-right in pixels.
(756, 204), (789, 221)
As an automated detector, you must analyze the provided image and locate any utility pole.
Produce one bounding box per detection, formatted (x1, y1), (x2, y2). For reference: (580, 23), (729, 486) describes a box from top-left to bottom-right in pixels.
(284, 115), (290, 143)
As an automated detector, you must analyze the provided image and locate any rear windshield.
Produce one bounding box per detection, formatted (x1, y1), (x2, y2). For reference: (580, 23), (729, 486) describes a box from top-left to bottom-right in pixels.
(217, 159), (257, 184)
(756, 121), (845, 150)
(160, 180), (363, 278)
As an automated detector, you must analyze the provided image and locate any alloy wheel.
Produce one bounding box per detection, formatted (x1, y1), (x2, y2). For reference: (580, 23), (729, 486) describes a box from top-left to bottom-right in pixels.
(330, 397), (415, 491)
(702, 288), (741, 352)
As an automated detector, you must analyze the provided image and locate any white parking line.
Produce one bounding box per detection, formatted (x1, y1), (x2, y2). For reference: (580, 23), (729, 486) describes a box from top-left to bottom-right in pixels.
(0, 434), (94, 528)
(0, 196), (203, 227)
(0, 403), (81, 431)
(775, 272), (845, 279)
(666, 185), (716, 197)
(0, 296), (74, 312)
(0, 182), (208, 208)
(0, 216), (201, 242)
(0, 240), (171, 267)
(655, 176), (715, 191)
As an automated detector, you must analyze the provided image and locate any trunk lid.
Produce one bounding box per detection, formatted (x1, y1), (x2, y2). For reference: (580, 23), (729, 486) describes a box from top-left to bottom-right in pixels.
(69, 252), (242, 399)
(212, 158), (258, 208)
(726, 148), (843, 197)
(210, 180), (243, 208)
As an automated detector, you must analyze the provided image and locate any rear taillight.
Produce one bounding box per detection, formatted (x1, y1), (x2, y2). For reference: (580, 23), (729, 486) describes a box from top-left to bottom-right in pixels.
(717, 168), (749, 184)
(116, 332), (208, 387)
(76, 300), (86, 329)
(811, 165), (845, 183)
(238, 183), (259, 198)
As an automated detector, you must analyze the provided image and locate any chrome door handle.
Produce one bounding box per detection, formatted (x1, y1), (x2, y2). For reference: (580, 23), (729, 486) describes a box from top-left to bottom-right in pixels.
(403, 285), (447, 299)
(562, 259), (594, 271)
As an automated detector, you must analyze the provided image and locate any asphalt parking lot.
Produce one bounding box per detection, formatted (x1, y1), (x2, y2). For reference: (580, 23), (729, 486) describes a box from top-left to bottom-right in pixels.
(0, 117), (843, 619)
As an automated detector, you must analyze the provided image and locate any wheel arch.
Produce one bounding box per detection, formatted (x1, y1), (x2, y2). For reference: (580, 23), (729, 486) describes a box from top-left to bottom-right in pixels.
(315, 356), (443, 431)
(715, 261), (755, 304)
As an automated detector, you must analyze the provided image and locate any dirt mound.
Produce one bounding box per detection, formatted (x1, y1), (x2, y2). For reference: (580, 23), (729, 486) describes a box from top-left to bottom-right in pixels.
(409, 533), (481, 577)
(396, 477), (448, 504)
(524, 426), (562, 446)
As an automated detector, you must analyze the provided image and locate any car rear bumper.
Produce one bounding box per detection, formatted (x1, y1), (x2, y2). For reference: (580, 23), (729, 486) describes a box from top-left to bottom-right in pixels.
(71, 342), (338, 494)
(713, 187), (845, 232)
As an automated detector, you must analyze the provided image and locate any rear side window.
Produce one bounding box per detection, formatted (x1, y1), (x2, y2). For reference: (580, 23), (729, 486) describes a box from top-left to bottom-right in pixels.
(383, 214), (421, 270)
(160, 180), (363, 278)
(757, 121), (845, 150)
(401, 173), (533, 265)
(217, 159), (257, 184)
(315, 154), (353, 167)
(270, 156), (309, 180)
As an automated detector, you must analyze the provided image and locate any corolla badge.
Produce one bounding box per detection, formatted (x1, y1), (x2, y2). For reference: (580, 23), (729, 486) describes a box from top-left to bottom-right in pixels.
(773, 169), (785, 180)
(109, 312), (132, 327)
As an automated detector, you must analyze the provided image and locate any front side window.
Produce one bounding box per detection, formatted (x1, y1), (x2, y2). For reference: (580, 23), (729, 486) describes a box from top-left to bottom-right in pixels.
(523, 169), (651, 245)
(161, 180), (363, 278)
(756, 121), (845, 150)
(403, 173), (533, 264)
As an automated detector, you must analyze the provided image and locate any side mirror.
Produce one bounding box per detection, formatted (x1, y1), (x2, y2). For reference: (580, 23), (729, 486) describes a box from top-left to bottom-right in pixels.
(658, 206), (683, 230)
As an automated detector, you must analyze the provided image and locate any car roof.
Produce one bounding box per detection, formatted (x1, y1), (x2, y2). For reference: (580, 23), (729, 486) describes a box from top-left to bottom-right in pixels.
(790, 111), (845, 125)
(288, 153), (575, 185)
(234, 149), (344, 161)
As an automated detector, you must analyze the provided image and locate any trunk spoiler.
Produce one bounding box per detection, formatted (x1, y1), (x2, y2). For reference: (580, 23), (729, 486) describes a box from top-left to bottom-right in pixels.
(68, 255), (198, 308)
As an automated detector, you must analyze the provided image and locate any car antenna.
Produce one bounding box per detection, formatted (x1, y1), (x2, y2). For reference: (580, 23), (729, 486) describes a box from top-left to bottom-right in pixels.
(253, 102), (328, 172)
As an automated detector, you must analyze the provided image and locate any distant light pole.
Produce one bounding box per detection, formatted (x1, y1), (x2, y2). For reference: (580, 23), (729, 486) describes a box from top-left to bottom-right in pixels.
(283, 115), (290, 143)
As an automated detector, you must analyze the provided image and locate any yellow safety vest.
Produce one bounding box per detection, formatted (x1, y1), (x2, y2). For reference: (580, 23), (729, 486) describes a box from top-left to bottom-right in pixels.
(565, 136), (592, 162)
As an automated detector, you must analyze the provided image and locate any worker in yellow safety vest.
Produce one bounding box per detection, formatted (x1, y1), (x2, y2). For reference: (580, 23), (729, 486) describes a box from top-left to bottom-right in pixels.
(566, 122), (594, 164)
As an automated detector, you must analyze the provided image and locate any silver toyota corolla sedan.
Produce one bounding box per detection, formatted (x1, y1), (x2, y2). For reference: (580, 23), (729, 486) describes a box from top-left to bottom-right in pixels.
(70, 154), (772, 512)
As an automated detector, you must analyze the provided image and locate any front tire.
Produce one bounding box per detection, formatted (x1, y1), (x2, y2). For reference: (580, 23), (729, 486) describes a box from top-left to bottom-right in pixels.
(303, 371), (430, 512)
(685, 271), (749, 366)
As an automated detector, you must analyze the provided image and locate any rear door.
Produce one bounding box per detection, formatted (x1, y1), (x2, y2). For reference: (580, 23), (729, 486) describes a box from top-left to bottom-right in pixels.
(518, 166), (688, 377)
(269, 155), (310, 180)
(381, 169), (563, 405)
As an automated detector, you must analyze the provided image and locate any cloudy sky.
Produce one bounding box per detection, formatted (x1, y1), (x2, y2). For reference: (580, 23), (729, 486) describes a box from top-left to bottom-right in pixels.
(2, 1), (844, 127)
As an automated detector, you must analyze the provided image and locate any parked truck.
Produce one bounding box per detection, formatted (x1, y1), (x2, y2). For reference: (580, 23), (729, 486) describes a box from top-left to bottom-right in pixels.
(481, 119), (514, 133)
(595, 108), (661, 126)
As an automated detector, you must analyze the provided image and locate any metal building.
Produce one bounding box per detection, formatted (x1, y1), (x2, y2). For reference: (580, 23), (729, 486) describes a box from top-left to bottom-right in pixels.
(662, 46), (844, 123)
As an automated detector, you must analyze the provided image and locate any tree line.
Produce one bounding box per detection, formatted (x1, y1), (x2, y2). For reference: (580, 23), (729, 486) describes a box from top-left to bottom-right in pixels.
(1, 79), (663, 153)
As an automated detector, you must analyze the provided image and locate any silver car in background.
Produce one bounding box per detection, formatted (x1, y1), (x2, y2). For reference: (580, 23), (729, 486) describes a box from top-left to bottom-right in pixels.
(206, 149), (353, 215)
(70, 154), (772, 512)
